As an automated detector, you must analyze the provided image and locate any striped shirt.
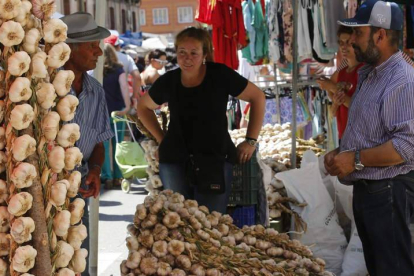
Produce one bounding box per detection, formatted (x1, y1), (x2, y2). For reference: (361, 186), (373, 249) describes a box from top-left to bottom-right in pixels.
(340, 51), (414, 181)
(68, 73), (114, 177)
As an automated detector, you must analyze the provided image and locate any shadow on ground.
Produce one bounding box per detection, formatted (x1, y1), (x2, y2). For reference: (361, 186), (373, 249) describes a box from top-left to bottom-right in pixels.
(99, 213), (133, 222)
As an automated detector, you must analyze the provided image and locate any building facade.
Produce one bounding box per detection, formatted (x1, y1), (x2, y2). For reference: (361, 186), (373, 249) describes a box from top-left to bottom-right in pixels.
(55, 0), (141, 34)
(138, 0), (199, 35)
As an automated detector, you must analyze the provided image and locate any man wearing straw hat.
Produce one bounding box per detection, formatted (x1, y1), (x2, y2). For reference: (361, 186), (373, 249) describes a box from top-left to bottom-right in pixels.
(325, 0), (414, 275)
(61, 12), (114, 275)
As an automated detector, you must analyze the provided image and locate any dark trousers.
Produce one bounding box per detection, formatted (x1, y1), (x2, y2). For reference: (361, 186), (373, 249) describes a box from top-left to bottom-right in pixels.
(353, 171), (414, 276)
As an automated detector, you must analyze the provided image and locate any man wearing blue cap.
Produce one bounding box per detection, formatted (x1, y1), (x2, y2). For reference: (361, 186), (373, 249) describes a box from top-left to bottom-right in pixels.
(324, 0), (414, 275)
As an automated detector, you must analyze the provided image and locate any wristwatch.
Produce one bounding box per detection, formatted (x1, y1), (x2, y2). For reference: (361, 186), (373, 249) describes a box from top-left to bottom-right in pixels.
(245, 137), (258, 147)
(355, 150), (364, 171)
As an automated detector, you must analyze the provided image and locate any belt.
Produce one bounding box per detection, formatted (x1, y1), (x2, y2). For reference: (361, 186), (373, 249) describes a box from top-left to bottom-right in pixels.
(354, 170), (414, 185)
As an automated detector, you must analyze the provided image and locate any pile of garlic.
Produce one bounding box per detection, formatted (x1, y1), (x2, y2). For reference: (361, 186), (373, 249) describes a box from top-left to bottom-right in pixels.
(141, 140), (163, 195)
(0, 0), (88, 274)
(122, 190), (332, 276)
(230, 124), (324, 167)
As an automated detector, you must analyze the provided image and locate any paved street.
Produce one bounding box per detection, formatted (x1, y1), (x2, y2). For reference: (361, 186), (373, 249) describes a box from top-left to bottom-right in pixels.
(98, 181), (147, 276)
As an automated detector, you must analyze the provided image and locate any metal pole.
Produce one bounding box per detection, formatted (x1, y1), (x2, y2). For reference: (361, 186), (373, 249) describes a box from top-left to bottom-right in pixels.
(291, 0), (299, 169)
(89, 1), (107, 275)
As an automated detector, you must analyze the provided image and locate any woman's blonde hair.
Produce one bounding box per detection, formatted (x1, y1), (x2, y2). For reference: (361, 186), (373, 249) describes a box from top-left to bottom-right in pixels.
(175, 27), (214, 62)
(104, 43), (123, 76)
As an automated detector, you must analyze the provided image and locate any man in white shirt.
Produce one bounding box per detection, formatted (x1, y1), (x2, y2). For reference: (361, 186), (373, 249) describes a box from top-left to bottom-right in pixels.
(105, 35), (142, 101)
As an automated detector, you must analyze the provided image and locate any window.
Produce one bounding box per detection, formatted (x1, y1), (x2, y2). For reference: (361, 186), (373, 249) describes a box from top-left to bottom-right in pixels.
(132, 12), (137, 32)
(122, 9), (127, 33)
(152, 8), (168, 25)
(139, 9), (146, 26)
(177, 7), (193, 23)
(109, 7), (115, 29)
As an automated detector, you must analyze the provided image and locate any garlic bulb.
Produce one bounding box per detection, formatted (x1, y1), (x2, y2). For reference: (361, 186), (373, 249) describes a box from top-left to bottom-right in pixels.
(67, 171), (81, 198)
(152, 240), (168, 258)
(12, 245), (37, 273)
(57, 95), (79, 121)
(50, 230), (57, 251)
(0, 101), (4, 123)
(55, 240), (75, 268)
(12, 134), (36, 161)
(10, 104), (34, 130)
(167, 240), (185, 256)
(162, 212), (181, 229)
(68, 248), (88, 273)
(0, 233), (9, 256)
(42, 111), (60, 141)
(8, 192), (33, 216)
(48, 146), (65, 173)
(67, 224), (87, 250)
(0, 207), (10, 233)
(68, 198), (84, 225)
(43, 18), (67, 44)
(10, 162), (37, 189)
(171, 269), (186, 276)
(157, 262), (172, 276)
(14, 0), (31, 25)
(64, 147), (83, 171)
(9, 77), (32, 103)
(126, 250), (141, 269)
(0, 257), (7, 275)
(50, 179), (69, 206)
(0, 126), (5, 150)
(0, 180), (7, 205)
(126, 236), (139, 251)
(56, 268), (75, 276)
(139, 256), (158, 275)
(176, 255), (191, 270)
(53, 210), (71, 237)
(0, 152), (6, 174)
(31, 51), (48, 78)
(32, 0), (56, 20)
(57, 123), (80, 148)
(8, 51), (31, 76)
(191, 264), (206, 276)
(11, 216), (35, 244)
(47, 42), (71, 68)
(22, 28), (41, 54)
(0, 20), (24, 46)
(53, 70), (74, 97)
(36, 82), (57, 109)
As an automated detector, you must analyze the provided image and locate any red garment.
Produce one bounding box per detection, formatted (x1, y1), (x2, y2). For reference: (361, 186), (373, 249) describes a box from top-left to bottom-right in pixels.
(211, 0), (247, 69)
(336, 63), (364, 138)
(196, 0), (215, 24)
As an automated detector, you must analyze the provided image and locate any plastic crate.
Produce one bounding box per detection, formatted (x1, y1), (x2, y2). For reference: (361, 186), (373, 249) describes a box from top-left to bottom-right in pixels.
(231, 205), (256, 228)
(229, 150), (261, 205)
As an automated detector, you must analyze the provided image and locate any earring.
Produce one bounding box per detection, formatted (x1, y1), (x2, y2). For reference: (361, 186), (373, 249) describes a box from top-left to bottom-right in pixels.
(203, 58), (206, 65)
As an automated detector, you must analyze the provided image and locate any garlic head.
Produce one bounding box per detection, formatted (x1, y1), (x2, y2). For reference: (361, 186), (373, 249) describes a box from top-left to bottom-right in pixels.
(0, 207), (10, 233)
(53, 70), (74, 97)
(31, 51), (48, 79)
(12, 134), (36, 161)
(56, 268), (76, 276)
(47, 146), (65, 173)
(67, 170), (81, 198)
(64, 147), (83, 171)
(53, 210), (71, 237)
(0, 18), (24, 46)
(68, 198), (85, 225)
(10, 104), (34, 130)
(36, 82), (57, 109)
(11, 162), (37, 189)
(57, 123), (80, 148)
(11, 216), (35, 244)
(57, 95), (79, 121)
(43, 18), (67, 43)
(47, 42), (71, 68)
(22, 28), (41, 54)
(8, 192), (33, 216)
(55, 240), (75, 268)
(68, 248), (88, 273)
(9, 77), (32, 103)
(50, 179), (69, 206)
(32, 0), (56, 20)
(8, 51), (31, 76)
(0, 233), (10, 256)
(11, 245), (37, 273)
(42, 111), (60, 141)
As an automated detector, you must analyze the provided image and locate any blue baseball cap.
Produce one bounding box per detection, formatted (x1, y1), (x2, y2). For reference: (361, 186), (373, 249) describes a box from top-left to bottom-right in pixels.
(338, 0), (403, 31)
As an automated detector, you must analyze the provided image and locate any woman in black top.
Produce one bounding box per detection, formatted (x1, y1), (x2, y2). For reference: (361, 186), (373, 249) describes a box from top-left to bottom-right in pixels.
(137, 27), (265, 213)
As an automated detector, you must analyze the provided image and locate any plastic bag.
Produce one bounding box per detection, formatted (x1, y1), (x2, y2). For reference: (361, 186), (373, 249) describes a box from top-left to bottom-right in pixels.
(341, 224), (367, 276)
(275, 151), (347, 275)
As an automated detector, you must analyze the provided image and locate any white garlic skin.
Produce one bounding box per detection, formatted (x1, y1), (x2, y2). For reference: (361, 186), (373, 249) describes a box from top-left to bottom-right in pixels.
(55, 240), (75, 268)
(12, 134), (36, 162)
(53, 70), (74, 97)
(57, 94), (79, 121)
(50, 179), (69, 207)
(36, 82), (57, 109)
(12, 245), (37, 273)
(56, 268), (76, 276)
(10, 104), (34, 130)
(11, 162), (37, 189)
(57, 123), (80, 148)
(8, 192), (33, 217)
(31, 51), (48, 78)
(42, 111), (60, 141)
(68, 248), (88, 273)
(53, 210), (71, 237)
(11, 216), (35, 244)
(67, 224), (87, 250)
(8, 51), (31, 76)
(64, 147), (83, 171)
(43, 18), (67, 43)
(22, 28), (41, 54)
(9, 77), (32, 103)
(67, 170), (81, 198)
(0, 20), (24, 46)
(47, 42), (71, 68)
(48, 146), (65, 173)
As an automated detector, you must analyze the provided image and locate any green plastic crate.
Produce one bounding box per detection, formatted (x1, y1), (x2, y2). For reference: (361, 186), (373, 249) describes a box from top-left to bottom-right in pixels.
(229, 151), (261, 205)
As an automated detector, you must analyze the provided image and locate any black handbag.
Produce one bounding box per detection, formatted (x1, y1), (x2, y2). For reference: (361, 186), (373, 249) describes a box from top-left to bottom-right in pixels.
(186, 154), (226, 194)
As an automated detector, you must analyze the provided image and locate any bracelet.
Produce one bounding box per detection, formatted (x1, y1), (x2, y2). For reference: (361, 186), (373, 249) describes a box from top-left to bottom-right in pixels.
(90, 164), (101, 171)
(245, 137), (257, 141)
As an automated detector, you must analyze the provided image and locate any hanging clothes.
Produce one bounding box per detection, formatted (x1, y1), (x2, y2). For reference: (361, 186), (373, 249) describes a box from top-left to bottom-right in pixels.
(323, 0), (346, 49)
(282, 0), (294, 63)
(267, 0), (281, 62)
(252, 0), (269, 60)
(241, 0), (257, 63)
(195, 0), (216, 24)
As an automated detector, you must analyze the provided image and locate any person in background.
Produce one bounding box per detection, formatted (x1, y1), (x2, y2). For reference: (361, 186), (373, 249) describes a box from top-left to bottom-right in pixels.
(136, 56), (146, 73)
(101, 44), (131, 188)
(140, 49), (168, 93)
(165, 47), (179, 71)
(137, 27), (265, 213)
(61, 12), (114, 275)
(325, 1), (414, 275)
(104, 34), (142, 102)
(317, 26), (363, 141)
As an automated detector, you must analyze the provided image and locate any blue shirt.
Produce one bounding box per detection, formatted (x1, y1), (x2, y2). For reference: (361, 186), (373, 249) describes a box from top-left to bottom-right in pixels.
(340, 51), (414, 181)
(103, 66), (126, 114)
(69, 73), (114, 177)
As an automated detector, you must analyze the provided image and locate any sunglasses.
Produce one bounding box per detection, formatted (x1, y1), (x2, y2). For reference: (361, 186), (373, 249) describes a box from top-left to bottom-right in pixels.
(154, 59), (168, 64)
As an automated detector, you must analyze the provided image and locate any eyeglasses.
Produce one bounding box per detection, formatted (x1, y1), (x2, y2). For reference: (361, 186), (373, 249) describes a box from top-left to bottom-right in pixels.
(154, 59), (168, 64)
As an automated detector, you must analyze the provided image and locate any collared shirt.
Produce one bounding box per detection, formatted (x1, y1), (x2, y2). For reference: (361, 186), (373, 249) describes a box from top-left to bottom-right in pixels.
(68, 73), (114, 177)
(340, 51), (414, 181)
